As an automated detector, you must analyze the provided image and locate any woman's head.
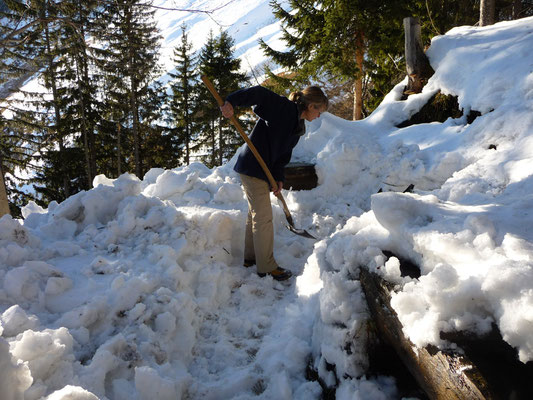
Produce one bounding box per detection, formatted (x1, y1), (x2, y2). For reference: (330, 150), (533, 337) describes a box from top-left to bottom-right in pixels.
(289, 86), (328, 122)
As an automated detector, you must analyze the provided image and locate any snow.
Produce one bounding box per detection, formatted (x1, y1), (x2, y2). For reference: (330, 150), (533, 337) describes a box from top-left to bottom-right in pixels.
(2, 6), (533, 400)
(153, 0), (289, 78)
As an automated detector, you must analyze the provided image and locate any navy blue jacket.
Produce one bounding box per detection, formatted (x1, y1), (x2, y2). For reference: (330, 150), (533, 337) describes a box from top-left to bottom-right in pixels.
(227, 86), (305, 184)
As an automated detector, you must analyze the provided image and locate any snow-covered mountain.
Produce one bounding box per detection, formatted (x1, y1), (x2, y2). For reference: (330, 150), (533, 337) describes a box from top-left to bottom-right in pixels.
(2, 4), (533, 399)
(153, 0), (287, 81)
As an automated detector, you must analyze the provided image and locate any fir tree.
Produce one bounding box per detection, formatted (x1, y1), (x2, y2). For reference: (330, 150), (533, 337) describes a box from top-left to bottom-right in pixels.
(140, 80), (178, 170)
(261, 0), (408, 120)
(101, 0), (163, 179)
(29, 0), (109, 202)
(0, 0), (67, 211)
(195, 31), (219, 167)
(196, 30), (248, 167)
(213, 30), (248, 165)
(169, 23), (196, 166)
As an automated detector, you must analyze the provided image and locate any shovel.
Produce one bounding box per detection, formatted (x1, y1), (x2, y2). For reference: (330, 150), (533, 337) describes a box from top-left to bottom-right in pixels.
(201, 75), (316, 239)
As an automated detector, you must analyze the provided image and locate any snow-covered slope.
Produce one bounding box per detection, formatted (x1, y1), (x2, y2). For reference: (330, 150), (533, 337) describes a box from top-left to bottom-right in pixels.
(153, 0), (287, 80)
(2, 12), (533, 400)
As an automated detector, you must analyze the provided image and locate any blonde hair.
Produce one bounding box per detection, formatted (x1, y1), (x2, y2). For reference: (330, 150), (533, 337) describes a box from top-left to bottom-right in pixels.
(289, 86), (328, 110)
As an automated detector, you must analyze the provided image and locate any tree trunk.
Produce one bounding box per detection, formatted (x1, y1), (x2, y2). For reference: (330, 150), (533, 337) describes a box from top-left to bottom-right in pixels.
(77, 56), (93, 188)
(0, 158), (10, 217)
(75, 0), (96, 188)
(131, 83), (141, 178)
(480, 0), (496, 26)
(512, 0), (522, 19)
(211, 118), (216, 167)
(78, 1), (96, 182)
(360, 268), (493, 399)
(185, 97), (190, 165)
(185, 121), (190, 165)
(353, 31), (364, 121)
(218, 116), (223, 166)
(404, 17), (434, 95)
(117, 122), (122, 176)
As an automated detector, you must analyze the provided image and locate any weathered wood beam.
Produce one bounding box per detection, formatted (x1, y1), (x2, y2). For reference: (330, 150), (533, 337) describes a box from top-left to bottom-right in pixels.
(360, 267), (493, 400)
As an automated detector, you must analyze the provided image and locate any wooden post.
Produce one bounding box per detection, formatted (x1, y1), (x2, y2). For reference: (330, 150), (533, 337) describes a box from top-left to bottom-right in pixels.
(0, 163), (10, 217)
(480, 0), (496, 26)
(404, 17), (434, 95)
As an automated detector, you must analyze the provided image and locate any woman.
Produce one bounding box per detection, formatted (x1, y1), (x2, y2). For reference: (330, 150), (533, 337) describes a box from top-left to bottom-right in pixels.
(220, 85), (328, 281)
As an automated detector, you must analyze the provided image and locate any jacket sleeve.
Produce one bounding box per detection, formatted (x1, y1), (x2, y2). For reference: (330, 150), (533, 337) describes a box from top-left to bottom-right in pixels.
(226, 86), (285, 123)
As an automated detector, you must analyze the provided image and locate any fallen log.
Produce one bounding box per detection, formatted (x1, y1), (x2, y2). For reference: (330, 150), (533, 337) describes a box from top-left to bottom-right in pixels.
(360, 267), (493, 399)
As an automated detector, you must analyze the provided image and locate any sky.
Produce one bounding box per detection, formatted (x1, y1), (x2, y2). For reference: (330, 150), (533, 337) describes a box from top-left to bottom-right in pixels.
(2, 1), (533, 399)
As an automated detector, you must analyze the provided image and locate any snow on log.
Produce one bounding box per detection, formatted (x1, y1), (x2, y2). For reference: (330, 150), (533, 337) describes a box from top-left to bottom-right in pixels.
(359, 267), (493, 400)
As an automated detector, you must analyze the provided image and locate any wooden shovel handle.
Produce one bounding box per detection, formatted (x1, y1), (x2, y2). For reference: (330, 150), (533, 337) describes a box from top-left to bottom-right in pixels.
(200, 75), (278, 190)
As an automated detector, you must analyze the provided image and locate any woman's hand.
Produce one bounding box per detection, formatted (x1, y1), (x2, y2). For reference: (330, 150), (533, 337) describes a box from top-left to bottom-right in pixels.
(220, 101), (234, 118)
(273, 181), (283, 196)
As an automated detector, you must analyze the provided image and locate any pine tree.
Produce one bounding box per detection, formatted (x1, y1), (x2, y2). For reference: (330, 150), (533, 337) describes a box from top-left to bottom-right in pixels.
(101, 0), (163, 179)
(0, 0), (69, 212)
(0, 0), (46, 215)
(140, 80), (178, 170)
(213, 30), (248, 165)
(194, 31), (219, 167)
(169, 23), (196, 166)
(196, 30), (248, 167)
(261, 0), (409, 120)
(27, 0), (110, 203)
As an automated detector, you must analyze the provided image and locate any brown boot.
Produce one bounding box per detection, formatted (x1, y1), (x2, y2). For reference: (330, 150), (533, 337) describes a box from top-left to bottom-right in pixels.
(243, 259), (256, 268)
(258, 267), (292, 281)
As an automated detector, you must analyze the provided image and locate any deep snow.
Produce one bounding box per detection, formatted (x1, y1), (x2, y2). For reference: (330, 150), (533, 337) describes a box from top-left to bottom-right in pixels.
(2, 6), (533, 400)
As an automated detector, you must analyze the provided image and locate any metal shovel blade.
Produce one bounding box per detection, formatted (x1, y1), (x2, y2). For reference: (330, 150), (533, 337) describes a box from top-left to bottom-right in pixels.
(287, 224), (316, 239)
(277, 196), (316, 239)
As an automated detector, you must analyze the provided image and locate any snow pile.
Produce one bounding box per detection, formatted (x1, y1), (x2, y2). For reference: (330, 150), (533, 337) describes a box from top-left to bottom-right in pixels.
(2, 14), (533, 400)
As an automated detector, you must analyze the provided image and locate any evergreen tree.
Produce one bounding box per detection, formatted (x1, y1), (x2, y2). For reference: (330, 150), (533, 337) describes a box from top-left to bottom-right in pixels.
(140, 80), (178, 170)
(101, 0), (163, 179)
(410, 0), (479, 39)
(28, 0), (109, 203)
(0, 0), (71, 211)
(261, 0), (408, 120)
(194, 31), (219, 167)
(213, 30), (248, 165)
(196, 30), (248, 167)
(169, 23), (196, 166)
(0, 0), (49, 214)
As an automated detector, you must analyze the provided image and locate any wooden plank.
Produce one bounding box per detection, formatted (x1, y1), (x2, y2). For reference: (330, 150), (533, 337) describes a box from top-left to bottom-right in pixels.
(360, 268), (493, 400)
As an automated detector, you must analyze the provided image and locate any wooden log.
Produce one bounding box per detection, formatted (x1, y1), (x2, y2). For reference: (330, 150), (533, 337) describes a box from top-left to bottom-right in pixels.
(404, 17), (434, 95)
(359, 267), (493, 400)
(283, 162), (317, 191)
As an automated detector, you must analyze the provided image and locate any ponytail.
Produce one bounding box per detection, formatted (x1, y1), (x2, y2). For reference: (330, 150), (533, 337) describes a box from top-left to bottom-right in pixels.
(289, 90), (304, 104)
(289, 86), (328, 109)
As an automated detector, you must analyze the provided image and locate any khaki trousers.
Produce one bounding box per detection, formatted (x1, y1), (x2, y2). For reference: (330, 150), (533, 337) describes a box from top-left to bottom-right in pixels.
(240, 174), (279, 274)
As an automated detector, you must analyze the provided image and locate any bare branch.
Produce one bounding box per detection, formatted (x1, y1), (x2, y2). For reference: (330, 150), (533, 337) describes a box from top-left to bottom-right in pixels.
(133, 0), (238, 14)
